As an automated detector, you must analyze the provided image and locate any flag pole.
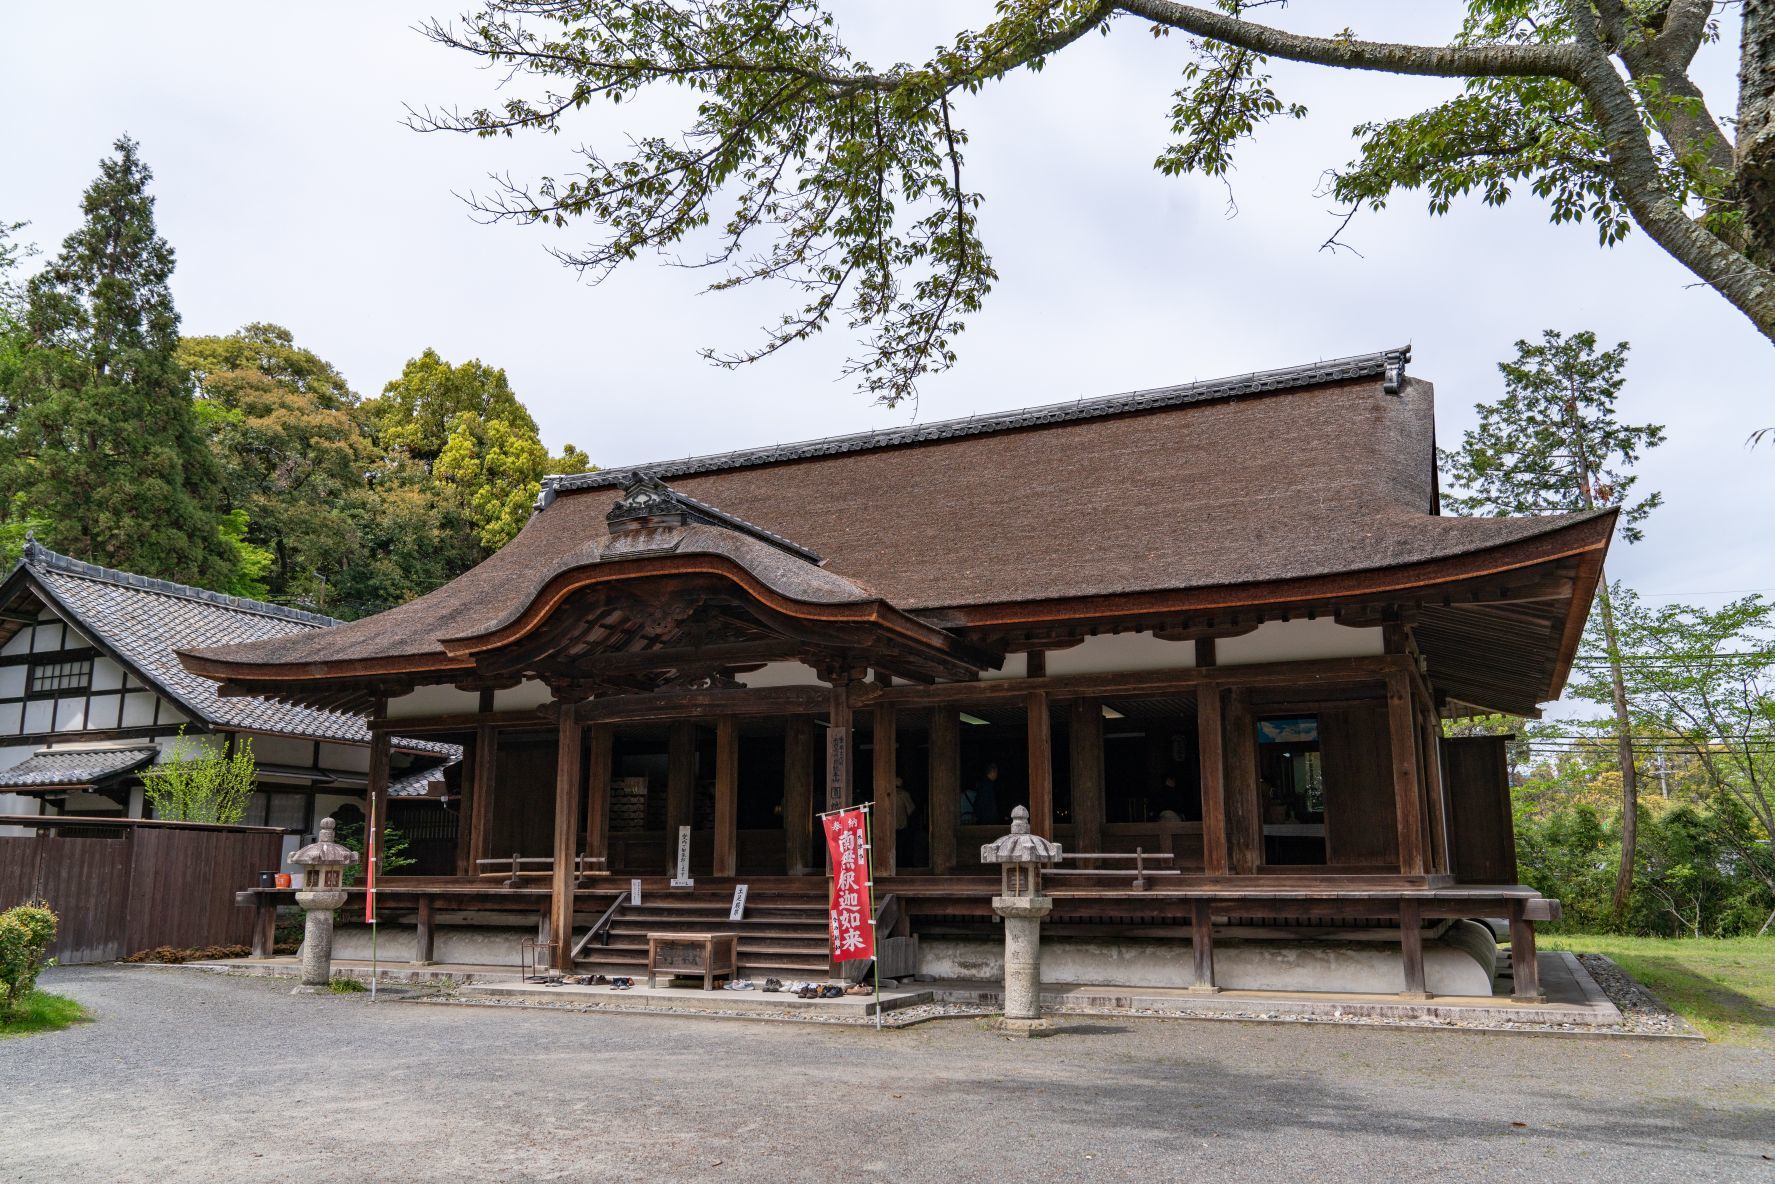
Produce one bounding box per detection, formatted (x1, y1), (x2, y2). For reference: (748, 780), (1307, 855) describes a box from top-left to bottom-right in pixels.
(863, 802), (881, 1031)
(366, 798), (379, 1001)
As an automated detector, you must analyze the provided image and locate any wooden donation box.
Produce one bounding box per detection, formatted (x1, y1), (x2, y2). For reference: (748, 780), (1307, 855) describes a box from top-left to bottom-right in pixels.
(646, 931), (739, 990)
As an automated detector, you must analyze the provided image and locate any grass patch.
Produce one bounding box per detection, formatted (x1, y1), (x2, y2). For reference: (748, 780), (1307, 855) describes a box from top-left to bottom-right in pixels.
(1541, 934), (1775, 1048)
(0, 991), (90, 1038)
(329, 975), (367, 993)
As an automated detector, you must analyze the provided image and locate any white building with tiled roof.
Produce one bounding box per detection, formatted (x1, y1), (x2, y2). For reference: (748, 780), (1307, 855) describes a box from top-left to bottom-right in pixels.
(0, 541), (458, 867)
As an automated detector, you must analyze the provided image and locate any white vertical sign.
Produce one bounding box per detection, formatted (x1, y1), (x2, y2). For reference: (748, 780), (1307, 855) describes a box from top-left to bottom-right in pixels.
(629, 878), (642, 906)
(729, 883), (748, 921)
(671, 824), (694, 887)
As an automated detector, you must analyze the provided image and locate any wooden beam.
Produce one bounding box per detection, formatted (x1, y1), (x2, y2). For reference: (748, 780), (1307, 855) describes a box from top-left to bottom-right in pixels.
(368, 707), (548, 734)
(1386, 670), (1427, 876)
(666, 721), (695, 875)
(1189, 898), (1217, 992)
(468, 723), (498, 868)
(853, 654), (1405, 709)
(929, 708), (960, 875)
(550, 702), (584, 970)
(1509, 898), (1543, 1001)
(366, 702), (391, 906)
(1223, 688), (1260, 875)
(714, 716), (739, 877)
(1069, 698), (1104, 856)
(825, 681), (853, 813)
(1398, 897), (1427, 999)
(1027, 690), (1053, 840)
(1197, 687), (1228, 876)
(414, 896), (436, 966)
(584, 723), (614, 872)
(872, 703), (898, 875)
(783, 716), (815, 875)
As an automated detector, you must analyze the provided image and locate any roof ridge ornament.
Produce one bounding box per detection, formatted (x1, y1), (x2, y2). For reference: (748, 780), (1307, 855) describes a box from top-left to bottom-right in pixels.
(1383, 347), (1410, 395)
(606, 470), (688, 533)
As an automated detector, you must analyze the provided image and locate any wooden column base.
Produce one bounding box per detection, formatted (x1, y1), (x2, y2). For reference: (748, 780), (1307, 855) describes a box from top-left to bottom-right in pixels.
(1398, 897), (1428, 1000)
(1189, 899), (1218, 992)
(1509, 900), (1543, 1002)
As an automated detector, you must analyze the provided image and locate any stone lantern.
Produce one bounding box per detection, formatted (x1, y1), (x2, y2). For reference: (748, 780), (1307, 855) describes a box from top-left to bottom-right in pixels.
(288, 816), (358, 994)
(980, 805), (1063, 1036)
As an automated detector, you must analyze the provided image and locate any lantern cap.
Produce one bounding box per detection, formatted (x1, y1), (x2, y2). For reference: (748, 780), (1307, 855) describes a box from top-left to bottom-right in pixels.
(289, 816), (359, 868)
(979, 805), (1062, 864)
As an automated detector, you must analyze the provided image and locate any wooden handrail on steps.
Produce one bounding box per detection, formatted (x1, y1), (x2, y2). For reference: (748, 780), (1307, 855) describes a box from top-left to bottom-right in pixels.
(571, 892), (629, 961)
(474, 853), (609, 889)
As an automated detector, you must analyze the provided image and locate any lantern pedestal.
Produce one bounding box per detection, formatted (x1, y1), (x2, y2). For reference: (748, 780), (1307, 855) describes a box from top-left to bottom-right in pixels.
(286, 817), (359, 996)
(991, 894), (1055, 1036)
(291, 888), (348, 994)
(980, 805), (1063, 1037)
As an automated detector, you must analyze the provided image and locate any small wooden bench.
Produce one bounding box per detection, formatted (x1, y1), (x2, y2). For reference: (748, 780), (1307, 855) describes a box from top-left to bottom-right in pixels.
(647, 931), (739, 990)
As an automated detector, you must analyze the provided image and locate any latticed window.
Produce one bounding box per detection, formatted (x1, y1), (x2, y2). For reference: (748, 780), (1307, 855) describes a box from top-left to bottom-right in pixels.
(28, 657), (93, 696)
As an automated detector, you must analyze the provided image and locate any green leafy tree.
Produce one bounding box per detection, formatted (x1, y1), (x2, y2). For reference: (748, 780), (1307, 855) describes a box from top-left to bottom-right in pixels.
(1441, 329), (1663, 915)
(365, 349), (590, 555)
(1583, 589), (1775, 934)
(411, 1), (1775, 403)
(140, 730), (258, 825)
(7, 137), (233, 587)
(180, 323), (372, 605)
(335, 821), (415, 885)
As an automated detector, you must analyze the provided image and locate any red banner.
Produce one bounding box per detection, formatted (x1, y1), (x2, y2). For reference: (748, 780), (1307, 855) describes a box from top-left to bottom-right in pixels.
(822, 807), (875, 962)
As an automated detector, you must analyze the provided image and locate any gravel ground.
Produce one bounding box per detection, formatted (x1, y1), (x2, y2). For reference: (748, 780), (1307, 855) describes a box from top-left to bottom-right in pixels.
(4, 964), (1772, 1184)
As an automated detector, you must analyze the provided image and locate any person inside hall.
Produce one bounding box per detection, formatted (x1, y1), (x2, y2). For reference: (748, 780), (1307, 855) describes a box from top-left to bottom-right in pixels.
(961, 762), (1001, 826)
(893, 775), (922, 867)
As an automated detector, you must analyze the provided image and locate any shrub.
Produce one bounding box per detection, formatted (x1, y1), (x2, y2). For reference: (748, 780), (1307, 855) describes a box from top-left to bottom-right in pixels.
(0, 902), (58, 1017)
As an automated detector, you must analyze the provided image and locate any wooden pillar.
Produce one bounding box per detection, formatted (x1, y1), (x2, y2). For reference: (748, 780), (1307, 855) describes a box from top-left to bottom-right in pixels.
(783, 716), (815, 874)
(928, 708), (960, 875)
(1189, 898), (1217, 991)
(1420, 713), (1451, 874)
(826, 681), (853, 813)
(1386, 671), (1427, 876)
(1069, 698), (1104, 855)
(550, 702), (584, 971)
(414, 896), (435, 966)
(1509, 899), (1543, 1001)
(1398, 897), (1427, 999)
(251, 899), (276, 959)
(1026, 690), (1053, 839)
(666, 720), (695, 875)
(1222, 687), (1260, 874)
(871, 703), (898, 875)
(468, 723), (498, 871)
(1197, 687), (1228, 875)
(453, 734), (475, 877)
(714, 715), (739, 877)
(583, 723), (614, 873)
(366, 705), (391, 901)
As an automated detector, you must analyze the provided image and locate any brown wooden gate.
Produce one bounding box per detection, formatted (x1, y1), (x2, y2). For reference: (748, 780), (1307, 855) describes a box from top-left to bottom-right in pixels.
(0, 817), (285, 964)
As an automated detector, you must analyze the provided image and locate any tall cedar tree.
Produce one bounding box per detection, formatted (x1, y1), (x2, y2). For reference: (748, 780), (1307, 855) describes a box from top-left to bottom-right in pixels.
(10, 138), (233, 586)
(1440, 330), (1664, 914)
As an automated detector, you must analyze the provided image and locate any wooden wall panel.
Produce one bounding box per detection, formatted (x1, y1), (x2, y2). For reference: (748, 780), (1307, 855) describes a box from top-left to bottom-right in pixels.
(1443, 735), (1518, 884)
(1319, 702), (1399, 867)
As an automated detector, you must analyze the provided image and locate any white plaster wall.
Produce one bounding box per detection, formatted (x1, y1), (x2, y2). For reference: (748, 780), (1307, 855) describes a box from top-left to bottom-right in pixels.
(1217, 618), (1384, 666)
(386, 683), (480, 720)
(89, 656), (125, 691)
(0, 667), (24, 698)
(918, 933), (1495, 996)
(979, 653), (1029, 681)
(250, 734), (313, 766)
(736, 661), (823, 689)
(494, 680), (553, 712)
(1045, 632), (1195, 677)
(325, 743), (371, 775)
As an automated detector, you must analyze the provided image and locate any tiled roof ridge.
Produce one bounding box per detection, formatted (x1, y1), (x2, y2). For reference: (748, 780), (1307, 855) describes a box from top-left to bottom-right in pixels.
(543, 346), (1410, 494)
(20, 539), (343, 629)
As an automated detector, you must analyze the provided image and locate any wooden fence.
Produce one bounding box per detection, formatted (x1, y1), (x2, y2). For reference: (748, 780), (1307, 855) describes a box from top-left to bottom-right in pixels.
(0, 815), (286, 964)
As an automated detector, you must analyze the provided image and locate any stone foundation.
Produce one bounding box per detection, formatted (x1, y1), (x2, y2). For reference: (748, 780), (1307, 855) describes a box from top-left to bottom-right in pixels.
(918, 921), (1498, 997)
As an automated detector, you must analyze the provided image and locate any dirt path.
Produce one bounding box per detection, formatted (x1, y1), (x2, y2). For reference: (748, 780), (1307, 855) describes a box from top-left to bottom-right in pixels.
(5, 965), (1772, 1183)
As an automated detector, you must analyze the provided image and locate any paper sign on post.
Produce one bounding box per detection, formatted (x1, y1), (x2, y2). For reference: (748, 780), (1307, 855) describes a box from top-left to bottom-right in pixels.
(670, 824), (694, 887)
(729, 883), (748, 921)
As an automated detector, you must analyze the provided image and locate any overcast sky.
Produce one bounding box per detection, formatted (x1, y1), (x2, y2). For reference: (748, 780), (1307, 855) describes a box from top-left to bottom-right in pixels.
(5, 2), (1771, 670)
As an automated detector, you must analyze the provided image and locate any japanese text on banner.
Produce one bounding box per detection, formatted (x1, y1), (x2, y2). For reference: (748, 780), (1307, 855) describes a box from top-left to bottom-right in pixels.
(821, 807), (875, 962)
